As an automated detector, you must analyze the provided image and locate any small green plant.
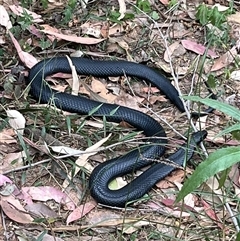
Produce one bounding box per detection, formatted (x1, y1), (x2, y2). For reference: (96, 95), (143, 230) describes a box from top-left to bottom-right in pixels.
(17, 10), (34, 31)
(20, 0), (33, 8)
(136, 0), (151, 13)
(10, 10), (33, 38)
(108, 10), (135, 23)
(176, 96), (240, 202)
(196, 3), (234, 46)
(39, 38), (52, 50)
(62, 0), (77, 23)
(168, 0), (178, 9)
(20, 0), (48, 9)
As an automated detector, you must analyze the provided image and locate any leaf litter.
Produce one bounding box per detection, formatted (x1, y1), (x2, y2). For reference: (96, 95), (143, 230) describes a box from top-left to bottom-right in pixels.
(0, 0), (239, 240)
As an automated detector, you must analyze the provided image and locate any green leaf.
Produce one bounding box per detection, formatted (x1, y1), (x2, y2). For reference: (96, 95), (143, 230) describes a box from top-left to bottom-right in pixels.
(183, 96), (240, 121)
(196, 3), (209, 25)
(216, 124), (240, 137)
(176, 147), (240, 202)
(232, 130), (240, 141)
(151, 11), (159, 20)
(218, 167), (231, 189)
(136, 0), (151, 13)
(207, 74), (217, 88)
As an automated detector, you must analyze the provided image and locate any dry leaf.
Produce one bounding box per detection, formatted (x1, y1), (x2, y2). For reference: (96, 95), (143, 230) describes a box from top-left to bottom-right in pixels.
(0, 174), (12, 185)
(117, 0), (126, 20)
(1, 196), (33, 224)
(21, 186), (75, 210)
(66, 56), (79, 96)
(41, 25), (105, 45)
(81, 22), (102, 38)
(66, 201), (97, 224)
(164, 41), (181, 63)
(0, 5), (12, 30)
(9, 5), (43, 23)
(9, 31), (38, 68)
(211, 46), (237, 71)
(62, 134), (112, 188)
(227, 12), (240, 24)
(181, 40), (218, 58)
(1, 152), (24, 173)
(25, 203), (58, 218)
(6, 110), (26, 135)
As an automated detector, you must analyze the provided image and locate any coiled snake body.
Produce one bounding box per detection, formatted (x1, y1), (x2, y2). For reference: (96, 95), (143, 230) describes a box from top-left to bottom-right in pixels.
(28, 57), (206, 207)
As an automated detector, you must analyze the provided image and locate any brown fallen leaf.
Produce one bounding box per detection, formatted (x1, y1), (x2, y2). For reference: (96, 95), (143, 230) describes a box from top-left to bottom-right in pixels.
(41, 24), (105, 45)
(91, 78), (116, 103)
(21, 186), (75, 210)
(156, 169), (186, 189)
(25, 203), (58, 219)
(115, 90), (145, 112)
(117, 0), (126, 20)
(66, 201), (97, 224)
(211, 46), (237, 72)
(1, 196), (33, 224)
(0, 152), (24, 173)
(0, 5), (12, 30)
(201, 199), (225, 230)
(0, 129), (16, 144)
(181, 39), (218, 58)
(9, 5), (43, 23)
(164, 41), (181, 63)
(9, 32), (38, 68)
(81, 22), (102, 38)
(227, 12), (240, 24)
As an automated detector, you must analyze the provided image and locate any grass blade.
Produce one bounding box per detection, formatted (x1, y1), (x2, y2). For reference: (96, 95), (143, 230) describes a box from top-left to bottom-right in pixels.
(176, 146), (240, 202)
(183, 96), (240, 121)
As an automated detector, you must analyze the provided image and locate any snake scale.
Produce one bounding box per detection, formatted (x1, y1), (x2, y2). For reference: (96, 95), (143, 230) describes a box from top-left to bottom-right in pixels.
(27, 57), (207, 207)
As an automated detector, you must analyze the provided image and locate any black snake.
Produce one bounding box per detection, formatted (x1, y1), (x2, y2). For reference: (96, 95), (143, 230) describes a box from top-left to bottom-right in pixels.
(27, 57), (207, 207)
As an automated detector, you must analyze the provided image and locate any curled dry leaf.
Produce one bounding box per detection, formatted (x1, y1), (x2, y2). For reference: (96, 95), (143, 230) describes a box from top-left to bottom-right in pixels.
(63, 134), (112, 188)
(0, 5), (12, 30)
(66, 56), (79, 96)
(117, 0), (126, 20)
(0, 130), (16, 144)
(6, 110), (26, 135)
(81, 22), (102, 38)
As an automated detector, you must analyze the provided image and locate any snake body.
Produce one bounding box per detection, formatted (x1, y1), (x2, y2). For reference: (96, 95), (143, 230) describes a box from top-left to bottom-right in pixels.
(28, 57), (206, 207)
